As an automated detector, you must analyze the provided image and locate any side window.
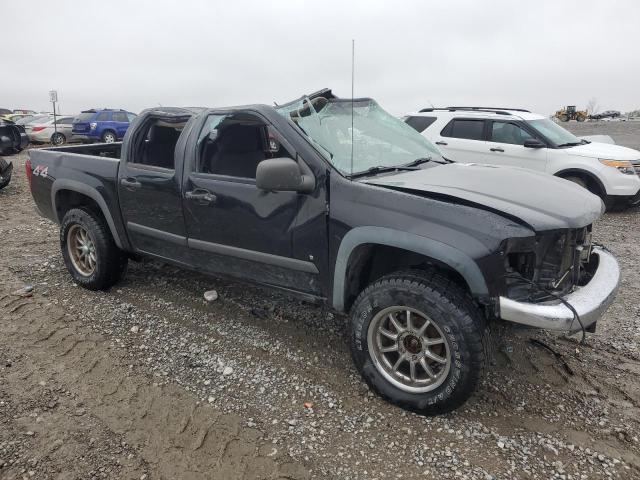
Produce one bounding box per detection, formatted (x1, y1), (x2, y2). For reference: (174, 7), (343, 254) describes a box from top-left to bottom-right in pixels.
(404, 116), (437, 133)
(490, 122), (535, 145)
(196, 114), (289, 179)
(131, 120), (184, 170)
(442, 119), (485, 140)
(95, 111), (110, 121)
(56, 117), (74, 125)
(112, 112), (128, 122)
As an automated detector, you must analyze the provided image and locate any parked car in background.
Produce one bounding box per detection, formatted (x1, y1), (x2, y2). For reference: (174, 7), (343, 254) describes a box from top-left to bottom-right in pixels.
(72, 108), (137, 143)
(590, 110), (621, 120)
(4, 113), (38, 123)
(404, 106), (640, 209)
(28, 116), (80, 145)
(23, 115), (53, 137)
(0, 108), (12, 116)
(13, 109), (37, 115)
(0, 118), (29, 156)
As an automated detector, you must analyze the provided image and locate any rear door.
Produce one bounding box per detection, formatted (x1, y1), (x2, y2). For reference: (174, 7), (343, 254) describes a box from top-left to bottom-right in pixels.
(485, 120), (548, 170)
(117, 116), (191, 264)
(112, 111), (130, 139)
(436, 118), (490, 163)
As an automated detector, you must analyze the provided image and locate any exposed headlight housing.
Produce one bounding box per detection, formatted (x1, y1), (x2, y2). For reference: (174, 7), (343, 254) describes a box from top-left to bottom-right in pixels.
(599, 159), (635, 175)
(90, 122), (97, 130)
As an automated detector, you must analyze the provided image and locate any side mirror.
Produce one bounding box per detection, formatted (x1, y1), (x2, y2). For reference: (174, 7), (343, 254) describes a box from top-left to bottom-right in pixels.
(256, 157), (315, 193)
(524, 138), (546, 148)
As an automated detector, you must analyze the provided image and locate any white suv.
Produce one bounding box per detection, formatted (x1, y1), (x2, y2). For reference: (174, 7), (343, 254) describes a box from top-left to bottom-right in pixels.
(403, 107), (640, 209)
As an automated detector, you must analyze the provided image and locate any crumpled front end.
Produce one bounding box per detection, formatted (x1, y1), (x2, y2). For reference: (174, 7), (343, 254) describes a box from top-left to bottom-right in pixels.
(498, 227), (620, 332)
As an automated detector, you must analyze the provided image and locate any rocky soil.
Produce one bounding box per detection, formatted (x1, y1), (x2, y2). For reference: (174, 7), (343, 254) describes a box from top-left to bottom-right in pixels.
(1, 121), (639, 479)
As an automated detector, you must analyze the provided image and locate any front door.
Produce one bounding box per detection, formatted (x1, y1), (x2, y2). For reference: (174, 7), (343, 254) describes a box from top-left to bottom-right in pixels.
(182, 112), (322, 294)
(485, 120), (548, 170)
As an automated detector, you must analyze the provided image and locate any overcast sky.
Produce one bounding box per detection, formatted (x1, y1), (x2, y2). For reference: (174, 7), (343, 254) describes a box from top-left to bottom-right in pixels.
(2, 0), (639, 116)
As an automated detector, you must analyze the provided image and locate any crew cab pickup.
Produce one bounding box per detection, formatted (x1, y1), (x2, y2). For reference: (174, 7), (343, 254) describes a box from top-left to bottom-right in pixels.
(27, 89), (620, 415)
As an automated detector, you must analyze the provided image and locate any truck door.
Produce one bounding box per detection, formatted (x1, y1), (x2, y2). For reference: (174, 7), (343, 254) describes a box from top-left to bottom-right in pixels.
(485, 120), (548, 170)
(182, 111), (323, 295)
(117, 116), (192, 264)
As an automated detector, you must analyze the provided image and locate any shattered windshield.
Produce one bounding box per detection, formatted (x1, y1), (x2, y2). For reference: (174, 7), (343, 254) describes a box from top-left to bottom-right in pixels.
(277, 97), (442, 175)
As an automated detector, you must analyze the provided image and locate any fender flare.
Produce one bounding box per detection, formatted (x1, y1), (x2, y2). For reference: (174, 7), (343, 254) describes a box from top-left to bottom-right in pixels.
(51, 179), (125, 249)
(332, 226), (489, 312)
(554, 168), (607, 197)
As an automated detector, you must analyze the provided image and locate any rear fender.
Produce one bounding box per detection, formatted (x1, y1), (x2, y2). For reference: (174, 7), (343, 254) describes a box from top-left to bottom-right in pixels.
(51, 179), (126, 249)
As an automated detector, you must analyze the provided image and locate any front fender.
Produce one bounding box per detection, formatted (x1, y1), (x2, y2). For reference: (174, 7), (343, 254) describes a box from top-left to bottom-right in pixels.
(331, 226), (489, 312)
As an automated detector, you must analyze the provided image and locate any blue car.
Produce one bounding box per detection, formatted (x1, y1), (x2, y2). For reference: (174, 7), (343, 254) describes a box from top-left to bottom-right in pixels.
(72, 109), (137, 143)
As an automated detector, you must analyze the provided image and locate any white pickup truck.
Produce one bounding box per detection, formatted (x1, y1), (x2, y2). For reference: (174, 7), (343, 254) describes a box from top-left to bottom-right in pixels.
(404, 107), (640, 209)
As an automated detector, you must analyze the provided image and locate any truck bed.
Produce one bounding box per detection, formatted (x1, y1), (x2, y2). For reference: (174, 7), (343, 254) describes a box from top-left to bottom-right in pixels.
(28, 142), (126, 247)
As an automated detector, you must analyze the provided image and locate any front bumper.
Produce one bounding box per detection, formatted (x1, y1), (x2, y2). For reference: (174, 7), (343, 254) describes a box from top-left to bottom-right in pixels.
(499, 247), (620, 332)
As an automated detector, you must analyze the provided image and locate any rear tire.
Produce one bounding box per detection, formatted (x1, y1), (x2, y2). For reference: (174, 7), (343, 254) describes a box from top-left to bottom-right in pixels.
(560, 114), (570, 122)
(0, 174), (10, 190)
(349, 270), (487, 415)
(51, 132), (66, 145)
(60, 208), (127, 290)
(102, 130), (117, 143)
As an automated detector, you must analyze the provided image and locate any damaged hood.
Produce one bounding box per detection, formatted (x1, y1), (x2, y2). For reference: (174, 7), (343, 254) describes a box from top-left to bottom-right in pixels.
(363, 163), (603, 231)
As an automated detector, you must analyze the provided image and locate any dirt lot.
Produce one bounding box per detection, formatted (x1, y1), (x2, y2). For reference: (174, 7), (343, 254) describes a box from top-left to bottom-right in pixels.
(1, 121), (639, 479)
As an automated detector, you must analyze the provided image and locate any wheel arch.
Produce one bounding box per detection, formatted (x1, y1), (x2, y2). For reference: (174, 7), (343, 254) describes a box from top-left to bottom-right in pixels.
(52, 179), (124, 249)
(555, 168), (607, 197)
(332, 227), (488, 312)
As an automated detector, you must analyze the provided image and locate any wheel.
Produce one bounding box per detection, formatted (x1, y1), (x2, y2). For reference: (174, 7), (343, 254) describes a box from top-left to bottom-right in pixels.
(576, 115), (586, 122)
(560, 114), (570, 122)
(350, 270), (487, 415)
(102, 130), (117, 143)
(564, 176), (616, 211)
(0, 173), (10, 190)
(51, 132), (66, 145)
(564, 176), (588, 190)
(60, 208), (128, 290)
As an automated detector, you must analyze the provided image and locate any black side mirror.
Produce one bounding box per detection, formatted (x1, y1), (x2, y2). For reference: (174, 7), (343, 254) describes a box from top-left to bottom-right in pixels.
(524, 138), (546, 148)
(256, 157), (315, 193)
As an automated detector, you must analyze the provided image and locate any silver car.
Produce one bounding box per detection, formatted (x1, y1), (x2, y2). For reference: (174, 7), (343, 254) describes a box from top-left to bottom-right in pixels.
(28, 116), (81, 145)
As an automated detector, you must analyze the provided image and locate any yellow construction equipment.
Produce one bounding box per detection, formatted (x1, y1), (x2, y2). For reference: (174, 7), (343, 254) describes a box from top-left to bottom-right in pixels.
(554, 105), (588, 122)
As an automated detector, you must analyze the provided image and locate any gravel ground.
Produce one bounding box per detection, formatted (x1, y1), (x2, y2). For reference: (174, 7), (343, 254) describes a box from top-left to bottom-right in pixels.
(1, 122), (639, 479)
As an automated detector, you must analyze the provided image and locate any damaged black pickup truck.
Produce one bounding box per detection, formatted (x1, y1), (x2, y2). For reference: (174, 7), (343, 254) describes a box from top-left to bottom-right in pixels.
(27, 89), (620, 414)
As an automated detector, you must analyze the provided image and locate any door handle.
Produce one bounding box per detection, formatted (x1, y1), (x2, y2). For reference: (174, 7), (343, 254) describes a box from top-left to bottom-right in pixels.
(435, 141), (448, 146)
(185, 189), (217, 204)
(120, 177), (141, 190)
(490, 147), (505, 152)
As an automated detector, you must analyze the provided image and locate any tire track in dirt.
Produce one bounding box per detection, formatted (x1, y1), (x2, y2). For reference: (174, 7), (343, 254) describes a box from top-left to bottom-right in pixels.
(0, 279), (310, 480)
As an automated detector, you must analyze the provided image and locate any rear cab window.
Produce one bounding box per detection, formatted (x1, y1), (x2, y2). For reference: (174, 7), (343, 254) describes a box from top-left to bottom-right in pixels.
(441, 119), (485, 140)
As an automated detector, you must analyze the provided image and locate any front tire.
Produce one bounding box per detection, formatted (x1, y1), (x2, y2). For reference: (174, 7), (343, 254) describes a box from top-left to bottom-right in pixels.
(350, 270), (486, 415)
(60, 208), (127, 290)
(102, 130), (117, 143)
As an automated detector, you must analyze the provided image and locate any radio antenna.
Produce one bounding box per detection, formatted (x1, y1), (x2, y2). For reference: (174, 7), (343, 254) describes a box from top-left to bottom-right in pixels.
(350, 39), (355, 179)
